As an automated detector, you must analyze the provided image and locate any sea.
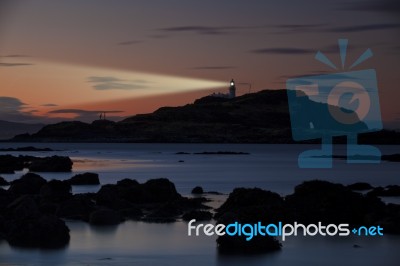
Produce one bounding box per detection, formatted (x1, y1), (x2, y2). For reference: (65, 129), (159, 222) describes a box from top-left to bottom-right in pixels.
(0, 143), (399, 266)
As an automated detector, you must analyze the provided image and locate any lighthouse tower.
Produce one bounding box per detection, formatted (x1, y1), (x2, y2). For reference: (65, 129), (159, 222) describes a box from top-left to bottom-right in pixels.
(229, 79), (236, 98)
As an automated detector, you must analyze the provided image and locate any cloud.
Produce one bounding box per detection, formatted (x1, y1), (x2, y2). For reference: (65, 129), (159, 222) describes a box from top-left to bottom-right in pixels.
(0, 97), (27, 109)
(0, 62), (34, 67)
(147, 34), (169, 39)
(271, 23), (328, 34)
(190, 66), (237, 70)
(41, 103), (58, 107)
(340, 0), (400, 14)
(87, 76), (150, 90)
(275, 71), (360, 85)
(48, 109), (123, 115)
(0, 54), (34, 67)
(117, 40), (143, 45)
(251, 48), (315, 55)
(278, 71), (330, 81)
(0, 97), (39, 123)
(269, 22), (400, 35)
(251, 43), (361, 57)
(158, 25), (265, 36)
(158, 26), (233, 35)
(327, 23), (400, 33)
(0, 54), (31, 58)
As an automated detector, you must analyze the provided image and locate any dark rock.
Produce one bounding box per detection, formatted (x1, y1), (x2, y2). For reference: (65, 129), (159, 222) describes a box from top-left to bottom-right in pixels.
(1, 193), (69, 248)
(6, 195), (40, 220)
(0, 215), (5, 240)
(0, 155), (24, 174)
(40, 180), (72, 202)
(285, 180), (385, 225)
(142, 178), (181, 203)
(0, 176), (9, 186)
(68, 172), (100, 185)
(29, 156), (73, 172)
(182, 210), (212, 221)
(0, 188), (15, 212)
(116, 178), (139, 187)
(191, 186), (204, 194)
(367, 187), (385, 197)
(119, 207), (143, 220)
(377, 204), (400, 234)
(96, 184), (139, 209)
(96, 178), (180, 205)
(206, 191), (223, 195)
(9, 173), (47, 195)
(382, 154), (400, 162)
(347, 182), (374, 191)
(215, 188), (285, 224)
(39, 202), (59, 215)
(368, 185), (400, 197)
(214, 188), (284, 254)
(384, 185), (400, 196)
(143, 205), (180, 223)
(89, 209), (121, 225)
(56, 194), (95, 221)
(5, 214), (70, 248)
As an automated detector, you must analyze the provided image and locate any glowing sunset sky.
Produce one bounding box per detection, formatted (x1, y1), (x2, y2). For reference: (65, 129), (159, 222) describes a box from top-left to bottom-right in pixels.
(0, 0), (399, 128)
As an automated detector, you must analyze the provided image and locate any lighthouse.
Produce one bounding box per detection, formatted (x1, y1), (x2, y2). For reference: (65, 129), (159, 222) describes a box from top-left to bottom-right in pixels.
(229, 79), (236, 98)
(209, 78), (237, 99)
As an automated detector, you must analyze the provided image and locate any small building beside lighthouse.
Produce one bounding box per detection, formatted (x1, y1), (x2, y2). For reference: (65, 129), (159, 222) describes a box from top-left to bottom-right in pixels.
(210, 79), (236, 99)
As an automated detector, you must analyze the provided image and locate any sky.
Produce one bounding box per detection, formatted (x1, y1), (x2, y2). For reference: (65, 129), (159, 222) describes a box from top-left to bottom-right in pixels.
(0, 0), (399, 128)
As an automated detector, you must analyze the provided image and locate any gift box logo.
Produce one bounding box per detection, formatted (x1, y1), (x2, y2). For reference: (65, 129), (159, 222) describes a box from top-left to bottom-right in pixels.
(286, 39), (382, 168)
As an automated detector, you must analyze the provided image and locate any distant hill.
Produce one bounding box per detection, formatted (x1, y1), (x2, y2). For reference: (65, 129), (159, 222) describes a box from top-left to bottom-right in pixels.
(0, 120), (44, 140)
(10, 90), (400, 143)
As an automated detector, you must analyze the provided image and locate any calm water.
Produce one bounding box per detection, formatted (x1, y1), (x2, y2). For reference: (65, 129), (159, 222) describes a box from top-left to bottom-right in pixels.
(1, 143), (400, 265)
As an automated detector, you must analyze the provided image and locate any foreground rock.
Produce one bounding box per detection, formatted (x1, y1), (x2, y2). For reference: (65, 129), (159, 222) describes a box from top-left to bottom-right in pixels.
(214, 188), (284, 254)
(381, 154), (400, 162)
(9, 173), (47, 195)
(285, 180), (384, 225)
(89, 209), (121, 225)
(1, 174), (399, 253)
(96, 178), (209, 223)
(191, 186), (204, 194)
(213, 181), (400, 254)
(0, 155), (73, 173)
(67, 172), (100, 185)
(40, 180), (72, 202)
(6, 214), (70, 248)
(182, 210), (212, 221)
(28, 156), (73, 172)
(0, 176), (9, 186)
(3, 195), (69, 248)
(96, 178), (181, 205)
(56, 194), (95, 221)
(0, 155), (24, 173)
(368, 185), (400, 197)
(347, 182), (374, 191)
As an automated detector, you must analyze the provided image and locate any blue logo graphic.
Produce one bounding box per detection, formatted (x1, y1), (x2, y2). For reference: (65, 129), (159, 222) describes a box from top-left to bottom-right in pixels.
(286, 39), (382, 168)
